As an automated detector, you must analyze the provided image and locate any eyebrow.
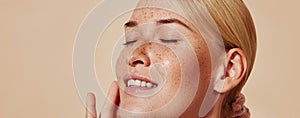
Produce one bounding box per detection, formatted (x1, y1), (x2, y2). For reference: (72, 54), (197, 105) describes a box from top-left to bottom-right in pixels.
(124, 21), (138, 27)
(157, 19), (193, 31)
(124, 18), (193, 31)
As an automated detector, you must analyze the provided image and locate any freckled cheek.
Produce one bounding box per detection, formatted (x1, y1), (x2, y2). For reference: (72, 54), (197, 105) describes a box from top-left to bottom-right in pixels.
(165, 59), (181, 85)
(151, 48), (181, 85)
(160, 61), (181, 99)
(162, 56), (180, 74)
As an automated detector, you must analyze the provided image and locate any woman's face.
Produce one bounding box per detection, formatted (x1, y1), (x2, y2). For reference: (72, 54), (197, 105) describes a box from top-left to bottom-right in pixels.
(115, 7), (212, 116)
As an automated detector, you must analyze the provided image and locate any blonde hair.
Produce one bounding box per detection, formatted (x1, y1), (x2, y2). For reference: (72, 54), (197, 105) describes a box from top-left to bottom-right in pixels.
(173, 0), (257, 117)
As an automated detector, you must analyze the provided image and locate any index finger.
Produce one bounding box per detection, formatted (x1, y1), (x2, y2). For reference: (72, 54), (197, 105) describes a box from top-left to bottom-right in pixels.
(86, 93), (97, 118)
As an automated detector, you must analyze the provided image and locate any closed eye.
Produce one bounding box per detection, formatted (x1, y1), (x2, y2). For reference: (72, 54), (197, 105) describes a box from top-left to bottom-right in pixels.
(123, 40), (137, 45)
(160, 39), (179, 43)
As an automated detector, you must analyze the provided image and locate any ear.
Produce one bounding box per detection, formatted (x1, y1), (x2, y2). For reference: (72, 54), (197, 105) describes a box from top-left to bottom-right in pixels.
(214, 48), (248, 93)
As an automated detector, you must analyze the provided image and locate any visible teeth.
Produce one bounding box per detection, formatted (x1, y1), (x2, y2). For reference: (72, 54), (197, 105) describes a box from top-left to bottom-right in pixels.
(127, 79), (135, 87)
(135, 80), (141, 86)
(127, 79), (157, 88)
(146, 83), (153, 88)
(141, 81), (146, 87)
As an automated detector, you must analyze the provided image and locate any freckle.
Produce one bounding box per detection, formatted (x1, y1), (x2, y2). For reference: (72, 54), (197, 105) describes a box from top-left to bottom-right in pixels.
(150, 12), (154, 17)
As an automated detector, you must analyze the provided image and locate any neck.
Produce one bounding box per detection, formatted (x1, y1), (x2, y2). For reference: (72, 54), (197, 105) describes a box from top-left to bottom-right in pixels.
(203, 94), (225, 118)
(179, 94), (225, 118)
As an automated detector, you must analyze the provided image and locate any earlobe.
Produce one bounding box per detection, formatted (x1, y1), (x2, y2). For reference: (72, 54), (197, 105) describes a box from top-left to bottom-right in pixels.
(214, 48), (247, 93)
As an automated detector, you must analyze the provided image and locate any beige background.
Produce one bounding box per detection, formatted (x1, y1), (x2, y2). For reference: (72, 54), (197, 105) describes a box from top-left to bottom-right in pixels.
(1, 0), (299, 118)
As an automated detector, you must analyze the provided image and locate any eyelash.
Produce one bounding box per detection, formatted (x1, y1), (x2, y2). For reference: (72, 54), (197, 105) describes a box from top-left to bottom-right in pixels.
(123, 39), (179, 45)
(123, 40), (137, 45)
(160, 39), (179, 43)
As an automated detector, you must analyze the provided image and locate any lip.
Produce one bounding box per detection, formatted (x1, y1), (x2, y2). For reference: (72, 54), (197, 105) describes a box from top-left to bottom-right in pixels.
(123, 74), (158, 87)
(122, 74), (160, 96)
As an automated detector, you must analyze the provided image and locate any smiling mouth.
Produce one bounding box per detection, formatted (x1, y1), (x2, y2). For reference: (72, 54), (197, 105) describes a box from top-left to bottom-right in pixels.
(126, 79), (157, 88)
(122, 74), (163, 97)
(124, 75), (158, 89)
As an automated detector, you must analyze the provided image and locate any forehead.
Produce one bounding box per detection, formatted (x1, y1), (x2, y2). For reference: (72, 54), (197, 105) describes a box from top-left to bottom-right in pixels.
(130, 8), (186, 25)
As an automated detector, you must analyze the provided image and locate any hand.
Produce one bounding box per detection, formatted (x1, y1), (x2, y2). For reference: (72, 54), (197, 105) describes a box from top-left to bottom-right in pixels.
(85, 81), (120, 118)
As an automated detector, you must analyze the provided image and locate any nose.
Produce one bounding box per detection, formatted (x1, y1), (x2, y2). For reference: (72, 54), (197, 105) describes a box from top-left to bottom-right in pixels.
(128, 45), (151, 67)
